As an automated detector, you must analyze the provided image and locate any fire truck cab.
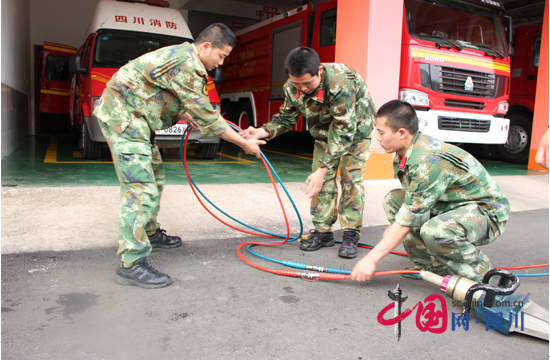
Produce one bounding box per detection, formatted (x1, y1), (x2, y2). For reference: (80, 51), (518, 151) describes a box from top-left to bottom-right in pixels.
(66, 0), (220, 159)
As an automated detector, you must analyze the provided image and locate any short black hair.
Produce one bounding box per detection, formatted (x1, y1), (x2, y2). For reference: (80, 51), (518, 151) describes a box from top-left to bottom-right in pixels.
(376, 100), (419, 134)
(195, 23), (237, 49)
(284, 47), (320, 77)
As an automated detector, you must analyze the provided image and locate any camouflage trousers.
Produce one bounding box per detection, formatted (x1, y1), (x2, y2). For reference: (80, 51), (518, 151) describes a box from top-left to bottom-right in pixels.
(99, 120), (165, 266)
(311, 139), (370, 237)
(384, 189), (507, 282)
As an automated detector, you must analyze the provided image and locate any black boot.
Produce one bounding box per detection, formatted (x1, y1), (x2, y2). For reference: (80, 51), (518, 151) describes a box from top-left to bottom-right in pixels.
(338, 231), (359, 259)
(148, 228), (182, 249)
(299, 230), (335, 251)
(114, 258), (171, 289)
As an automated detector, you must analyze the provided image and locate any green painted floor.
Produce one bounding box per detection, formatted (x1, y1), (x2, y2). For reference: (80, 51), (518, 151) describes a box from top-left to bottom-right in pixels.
(1, 132), (543, 188)
(1, 133), (314, 188)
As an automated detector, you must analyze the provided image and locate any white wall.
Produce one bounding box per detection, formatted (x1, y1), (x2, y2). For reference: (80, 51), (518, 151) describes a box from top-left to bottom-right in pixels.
(2, 0), (31, 95)
(1, 0), (31, 157)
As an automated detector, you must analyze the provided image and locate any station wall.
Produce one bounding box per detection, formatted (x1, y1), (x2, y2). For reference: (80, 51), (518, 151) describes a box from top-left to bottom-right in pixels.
(1, 0), (31, 158)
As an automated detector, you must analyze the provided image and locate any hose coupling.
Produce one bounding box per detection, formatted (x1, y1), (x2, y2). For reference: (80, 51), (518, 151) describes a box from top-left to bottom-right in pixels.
(306, 265), (328, 272)
(299, 271), (320, 281)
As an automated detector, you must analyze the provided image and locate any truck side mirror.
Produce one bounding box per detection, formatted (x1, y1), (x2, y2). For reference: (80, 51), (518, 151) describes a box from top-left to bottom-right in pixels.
(69, 54), (88, 75)
(209, 67), (223, 84)
(502, 15), (514, 57)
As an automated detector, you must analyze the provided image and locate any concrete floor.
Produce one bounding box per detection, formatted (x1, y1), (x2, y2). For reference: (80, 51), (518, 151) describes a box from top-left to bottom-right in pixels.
(1, 133), (549, 359)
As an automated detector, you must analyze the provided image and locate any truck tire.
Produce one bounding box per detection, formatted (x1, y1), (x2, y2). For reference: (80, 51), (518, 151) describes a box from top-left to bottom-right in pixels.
(237, 102), (253, 131)
(496, 112), (532, 164)
(194, 143), (219, 160)
(82, 122), (103, 160)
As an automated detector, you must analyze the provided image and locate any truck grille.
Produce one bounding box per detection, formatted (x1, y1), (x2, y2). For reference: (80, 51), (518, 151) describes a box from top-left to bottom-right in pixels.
(443, 99), (486, 109)
(436, 66), (496, 98)
(438, 117), (491, 133)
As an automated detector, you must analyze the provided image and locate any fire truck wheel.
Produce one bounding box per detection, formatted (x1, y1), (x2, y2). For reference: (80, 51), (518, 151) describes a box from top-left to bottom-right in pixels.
(221, 101), (237, 123)
(194, 142), (219, 160)
(82, 122), (103, 160)
(496, 112), (532, 164)
(237, 102), (253, 130)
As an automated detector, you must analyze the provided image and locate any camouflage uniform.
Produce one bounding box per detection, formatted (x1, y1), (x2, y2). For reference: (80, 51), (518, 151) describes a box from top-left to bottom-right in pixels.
(384, 133), (510, 281)
(93, 42), (228, 266)
(262, 63), (377, 236)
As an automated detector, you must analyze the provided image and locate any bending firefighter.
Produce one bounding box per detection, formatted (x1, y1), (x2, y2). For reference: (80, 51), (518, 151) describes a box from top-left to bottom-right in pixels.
(241, 47), (377, 259)
(351, 100), (510, 283)
(93, 24), (264, 289)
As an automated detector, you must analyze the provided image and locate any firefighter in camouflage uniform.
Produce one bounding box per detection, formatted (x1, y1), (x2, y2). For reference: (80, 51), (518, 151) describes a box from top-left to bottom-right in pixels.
(93, 24), (264, 289)
(351, 100), (510, 283)
(241, 47), (377, 259)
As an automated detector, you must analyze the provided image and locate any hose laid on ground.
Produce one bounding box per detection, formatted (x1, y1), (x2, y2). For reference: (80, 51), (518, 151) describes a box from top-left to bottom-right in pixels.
(179, 122), (548, 279)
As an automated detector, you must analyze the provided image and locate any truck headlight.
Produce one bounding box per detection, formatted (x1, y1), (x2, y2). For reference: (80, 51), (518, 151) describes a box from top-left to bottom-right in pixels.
(498, 101), (509, 114)
(400, 89), (429, 107)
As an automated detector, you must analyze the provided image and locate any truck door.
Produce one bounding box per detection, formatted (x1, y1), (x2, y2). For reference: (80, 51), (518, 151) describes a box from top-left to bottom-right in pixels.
(311, 5), (337, 62)
(39, 42), (77, 114)
(72, 34), (95, 132)
(270, 23), (303, 101)
(523, 32), (541, 97)
(69, 46), (84, 130)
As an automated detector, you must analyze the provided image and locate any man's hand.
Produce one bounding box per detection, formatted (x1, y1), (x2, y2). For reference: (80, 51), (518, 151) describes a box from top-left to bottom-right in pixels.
(181, 112), (198, 130)
(240, 139), (266, 159)
(218, 127), (265, 159)
(304, 167), (329, 199)
(240, 126), (269, 140)
(351, 255), (377, 282)
(535, 128), (549, 169)
(350, 224), (412, 282)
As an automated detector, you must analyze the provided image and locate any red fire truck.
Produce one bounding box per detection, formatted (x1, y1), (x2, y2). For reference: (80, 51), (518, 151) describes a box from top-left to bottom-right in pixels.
(217, 0), (512, 147)
(497, 24), (542, 163)
(64, 0), (221, 159)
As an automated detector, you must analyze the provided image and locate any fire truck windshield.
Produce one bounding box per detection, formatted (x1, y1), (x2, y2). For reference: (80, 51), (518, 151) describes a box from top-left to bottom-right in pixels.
(405, 0), (507, 56)
(93, 29), (191, 67)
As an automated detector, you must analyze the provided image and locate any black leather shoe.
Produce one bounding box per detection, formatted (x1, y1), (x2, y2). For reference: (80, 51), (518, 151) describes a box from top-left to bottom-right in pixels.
(114, 258), (171, 289)
(148, 228), (182, 249)
(299, 230), (335, 251)
(338, 231), (359, 258)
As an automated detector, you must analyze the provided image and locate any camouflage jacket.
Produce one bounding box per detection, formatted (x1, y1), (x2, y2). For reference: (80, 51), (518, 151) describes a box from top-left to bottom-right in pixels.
(93, 42), (228, 139)
(262, 63), (376, 169)
(394, 133), (510, 228)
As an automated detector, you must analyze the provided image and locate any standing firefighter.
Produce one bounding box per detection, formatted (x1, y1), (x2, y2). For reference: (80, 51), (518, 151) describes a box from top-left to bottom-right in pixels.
(241, 47), (377, 258)
(351, 100), (510, 283)
(93, 24), (264, 289)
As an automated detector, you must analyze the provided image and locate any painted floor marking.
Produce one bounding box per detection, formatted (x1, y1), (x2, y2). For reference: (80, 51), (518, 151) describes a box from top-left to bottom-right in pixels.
(44, 137), (257, 165)
(261, 149), (312, 160)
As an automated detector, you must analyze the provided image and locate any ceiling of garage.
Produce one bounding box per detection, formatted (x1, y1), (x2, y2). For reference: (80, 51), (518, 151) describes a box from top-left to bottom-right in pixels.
(182, 0), (546, 29)
(180, 0), (309, 12)
(502, 0), (546, 28)
(229, 0), (302, 8)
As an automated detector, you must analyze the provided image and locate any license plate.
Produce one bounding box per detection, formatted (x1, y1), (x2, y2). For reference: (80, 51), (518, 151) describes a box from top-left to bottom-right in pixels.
(155, 124), (188, 135)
